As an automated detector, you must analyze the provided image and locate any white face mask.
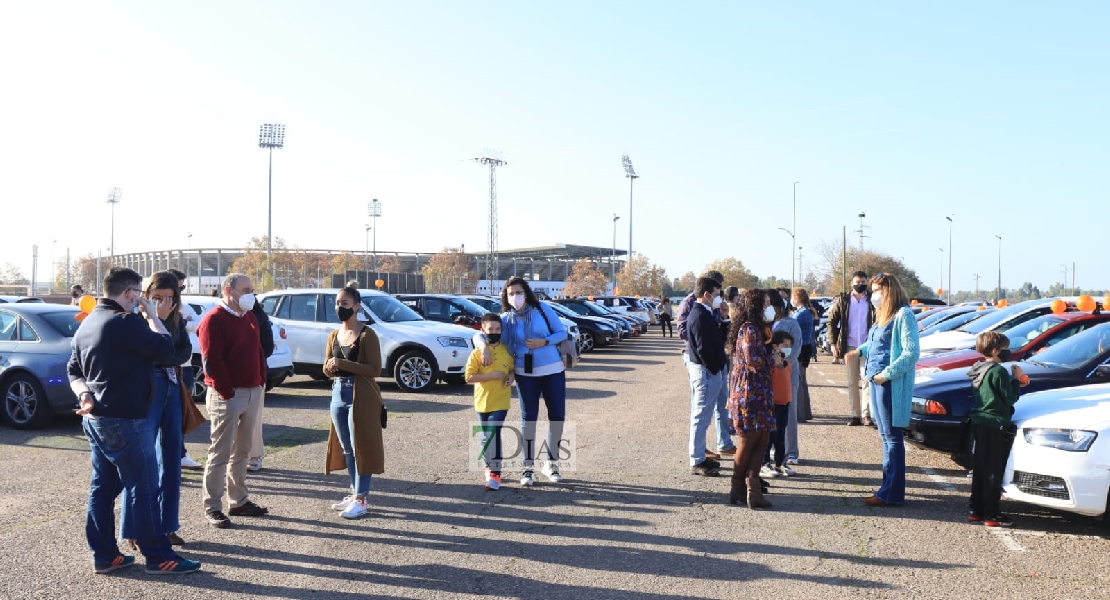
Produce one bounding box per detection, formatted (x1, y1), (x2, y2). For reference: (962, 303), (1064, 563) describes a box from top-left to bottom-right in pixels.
(711, 296), (723, 309)
(237, 292), (256, 314)
(763, 305), (777, 322)
(870, 293), (882, 309)
(781, 347), (792, 359)
(509, 293), (526, 311)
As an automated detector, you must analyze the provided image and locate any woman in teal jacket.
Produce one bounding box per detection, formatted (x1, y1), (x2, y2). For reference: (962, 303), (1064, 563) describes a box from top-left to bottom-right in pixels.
(850, 273), (920, 506)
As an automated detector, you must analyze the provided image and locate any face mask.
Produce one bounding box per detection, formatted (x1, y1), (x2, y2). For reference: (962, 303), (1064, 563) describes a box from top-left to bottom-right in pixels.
(510, 293), (526, 310)
(781, 347), (792, 359)
(853, 284), (867, 294)
(871, 293), (882, 308)
(763, 305), (777, 322)
(486, 333), (501, 344)
(237, 293), (256, 313)
(998, 349), (1012, 362)
(336, 306), (355, 322)
(712, 296), (723, 309)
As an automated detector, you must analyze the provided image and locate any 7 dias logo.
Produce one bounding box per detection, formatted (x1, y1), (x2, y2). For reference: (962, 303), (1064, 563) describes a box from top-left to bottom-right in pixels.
(468, 421), (577, 472)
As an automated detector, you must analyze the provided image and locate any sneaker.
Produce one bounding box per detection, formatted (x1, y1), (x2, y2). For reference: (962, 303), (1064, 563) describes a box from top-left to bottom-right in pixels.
(485, 472), (502, 490)
(760, 464), (780, 478)
(701, 458), (721, 470)
(247, 458), (262, 472)
(146, 556), (202, 575)
(786, 458), (799, 466)
(781, 466), (796, 476)
(968, 511), (984, 522)
(181, 455), (203, 470)
(689, 461), (720, 477)
(520, 470), (535, 487)
(205, 509), (231, 529)
(847, 417), (863, 426)
(984, 515), (1013, 528)
(228, 501), (269, 517)
(94, 554), (135, 574)
(331, 495), (356, 511)
(340, 499), (368, 520)
(541, 462), (563, 483)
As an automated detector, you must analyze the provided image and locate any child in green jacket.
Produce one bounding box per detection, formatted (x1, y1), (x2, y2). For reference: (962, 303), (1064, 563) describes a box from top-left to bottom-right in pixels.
(967, 331), (1028, 527)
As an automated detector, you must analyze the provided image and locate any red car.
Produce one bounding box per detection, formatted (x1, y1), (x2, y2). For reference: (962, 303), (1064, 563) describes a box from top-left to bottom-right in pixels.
(915, 312), (1110, 375)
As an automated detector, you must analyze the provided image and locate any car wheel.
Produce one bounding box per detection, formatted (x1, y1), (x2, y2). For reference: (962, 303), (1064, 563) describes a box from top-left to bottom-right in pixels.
(582, 333), (596, 353)
(3, 373), (52, 430)
(395, 350), (436, 393)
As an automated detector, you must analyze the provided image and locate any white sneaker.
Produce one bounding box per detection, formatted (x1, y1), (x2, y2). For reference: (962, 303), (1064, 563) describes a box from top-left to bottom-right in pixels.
(760, 464), (780, 478)
(181, 455), (203, 470)
(331, 495), (355, 511)
(520, 470), (535, 487)
(541, 462), (563, 483)
(782, 466), (796, 476)
(340, 499), (368, 520)
(247, 458), (262, 472)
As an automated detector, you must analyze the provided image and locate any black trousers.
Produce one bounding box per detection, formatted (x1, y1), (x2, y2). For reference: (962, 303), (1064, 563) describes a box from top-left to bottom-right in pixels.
(969, 422), (1016, 517)
(764, 402), (791, 468)
(659, 314), (673, 335)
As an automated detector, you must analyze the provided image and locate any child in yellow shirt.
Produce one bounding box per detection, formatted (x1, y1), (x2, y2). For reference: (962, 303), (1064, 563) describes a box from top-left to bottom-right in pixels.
(466, 313), (515, 490)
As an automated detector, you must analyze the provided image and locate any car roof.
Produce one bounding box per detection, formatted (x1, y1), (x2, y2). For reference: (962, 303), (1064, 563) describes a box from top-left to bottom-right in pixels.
(396, 294), (463, 299)
(0, 303), (79, 314)
(258, 288), (391, 297)
(0, 296), (44, 303)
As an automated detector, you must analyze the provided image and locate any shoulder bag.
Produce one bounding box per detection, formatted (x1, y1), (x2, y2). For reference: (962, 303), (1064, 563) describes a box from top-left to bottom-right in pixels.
(536, 305), (579, 369)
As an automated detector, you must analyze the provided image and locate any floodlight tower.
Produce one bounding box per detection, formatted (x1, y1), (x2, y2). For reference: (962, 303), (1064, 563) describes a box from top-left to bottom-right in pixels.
(259, 124), (286, 285)
(622, 155), (639, 259)
(106, 187), (122, 259)
(368, 199), (382, 271)
(855, 212), (870, 250)
(473, 156), (507, 293)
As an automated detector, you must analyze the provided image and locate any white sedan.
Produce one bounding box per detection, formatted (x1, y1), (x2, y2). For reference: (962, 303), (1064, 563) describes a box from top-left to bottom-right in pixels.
(1003, 381), (1110, 517)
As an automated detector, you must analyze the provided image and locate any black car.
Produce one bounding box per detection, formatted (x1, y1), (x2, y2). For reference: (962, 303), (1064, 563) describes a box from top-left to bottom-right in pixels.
(554, 298), (633, 339)
(908, 322), (1110, 467)
(543, 301), (619, 352)
(396, 294), (489, 329)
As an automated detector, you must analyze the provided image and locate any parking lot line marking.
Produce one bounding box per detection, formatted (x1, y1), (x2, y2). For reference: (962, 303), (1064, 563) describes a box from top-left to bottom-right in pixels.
(836, 389), (848, 395)
(919, 466), (958, 493)
(817, 371), (827, 377)
(989, 528), (1026, 552)
(825, 379), (836, 385)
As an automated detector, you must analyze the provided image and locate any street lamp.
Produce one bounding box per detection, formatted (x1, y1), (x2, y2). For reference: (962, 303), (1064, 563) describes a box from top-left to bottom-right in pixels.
(368, 199), (381, 271)
(938, 247), (944, 296)
(995, 234), (1003, 301)
(611, 214), (620, 288)
(622, 155), (639, 260)
(106, 187), (122, 259)
(186, 232), (193, 292)
(259, 123), (286, 287)
(778, 227), (795, 288)
(365, 224), (372, 285)
(793, 181), (799, 290)
(945, 215), (953, 304)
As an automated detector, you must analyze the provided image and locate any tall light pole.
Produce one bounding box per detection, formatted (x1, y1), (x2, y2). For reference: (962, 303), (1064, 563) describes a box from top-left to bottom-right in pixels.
(945, 215), (954, 304)
(611, 214), (620, 288)
(855, 212), (869, 249)
(995, 234), (1003, 301)
(186, 232), (192, 292)
(365, 225), (372, 285)
(622, 155), (639, 260)
(778, 227), (795, 288)
(259, 124), (286, 288)
(106, 187), (122, 260)
(368, 199), (381, 271)
(938, 247), (945, 296)
(793, 181), (799, 290)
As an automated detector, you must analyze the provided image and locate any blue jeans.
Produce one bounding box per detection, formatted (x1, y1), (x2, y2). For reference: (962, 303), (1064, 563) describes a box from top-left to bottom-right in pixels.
(331, 378), (372, 496)
(516, 371), (567, 468)
(83, 415), (174, 564)
(687, 361), (724, 466)
(713, 360), (735, 451)
(870, 380), (905, 504)
(765, 402), (790, 468)
(121, 369), (183, 539)
(476, 409), (508, 475)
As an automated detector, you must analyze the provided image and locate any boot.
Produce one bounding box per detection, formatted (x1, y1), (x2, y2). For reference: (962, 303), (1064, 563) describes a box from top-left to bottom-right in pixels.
(746, 431), (772, 510)
(728, 433), (749, 505)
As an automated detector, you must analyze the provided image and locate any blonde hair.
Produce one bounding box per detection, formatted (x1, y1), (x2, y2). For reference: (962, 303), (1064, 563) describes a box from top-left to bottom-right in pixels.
(872, 273), (910, 325)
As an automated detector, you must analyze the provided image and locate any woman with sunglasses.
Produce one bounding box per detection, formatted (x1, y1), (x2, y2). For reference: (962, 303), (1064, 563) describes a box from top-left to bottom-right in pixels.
(847, 273), (920, 506)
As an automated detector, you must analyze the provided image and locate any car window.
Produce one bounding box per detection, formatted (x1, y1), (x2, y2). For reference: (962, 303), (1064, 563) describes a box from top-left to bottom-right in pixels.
(424, 298), (450, 320)
(39, 311), (82, 337)
(1033, 324), (1110, 369)
(1004, 316), (1064, 348)
(286, 294), (319, 322)
(0, 311), (17, 341)
(1036, 322), (1090, 351)
(561, 302), (589, 316)
(18, 318), (39, 341)
(958, 305), (1024, 334)
(364, 295), (423, 323)
(260, 295), (280, 315)
(993, 309), (1048, 334)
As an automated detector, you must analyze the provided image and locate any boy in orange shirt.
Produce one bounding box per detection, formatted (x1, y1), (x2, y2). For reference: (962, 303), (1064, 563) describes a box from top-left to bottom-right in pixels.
(466, 313), (515, 490)
(762, 331), (795, 477)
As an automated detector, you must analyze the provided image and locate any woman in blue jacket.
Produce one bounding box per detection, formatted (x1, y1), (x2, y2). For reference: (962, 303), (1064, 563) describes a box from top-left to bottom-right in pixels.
(494, 277), (569, 487)
(849, 273), (920, 506)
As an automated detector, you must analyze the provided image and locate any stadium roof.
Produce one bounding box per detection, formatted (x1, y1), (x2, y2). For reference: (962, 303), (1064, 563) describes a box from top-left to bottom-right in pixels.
(471, 244), (627, 260)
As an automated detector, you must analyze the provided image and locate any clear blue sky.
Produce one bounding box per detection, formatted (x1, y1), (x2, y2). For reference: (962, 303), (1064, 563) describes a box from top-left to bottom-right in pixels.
(1, 1), (1106, 293)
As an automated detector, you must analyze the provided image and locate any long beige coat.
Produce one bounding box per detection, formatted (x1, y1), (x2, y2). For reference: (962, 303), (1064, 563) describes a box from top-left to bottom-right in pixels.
(324, 326), (385, 476)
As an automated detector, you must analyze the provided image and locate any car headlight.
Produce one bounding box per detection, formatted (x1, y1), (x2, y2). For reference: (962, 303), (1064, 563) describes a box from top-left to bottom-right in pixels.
(1023, 428), (1098, 452)
(916, 367), (941, 376)
(438, 336), (469, 348)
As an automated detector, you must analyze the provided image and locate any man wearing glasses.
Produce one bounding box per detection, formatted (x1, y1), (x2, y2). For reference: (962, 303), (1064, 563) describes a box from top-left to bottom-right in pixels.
(827, 270), (876, 426)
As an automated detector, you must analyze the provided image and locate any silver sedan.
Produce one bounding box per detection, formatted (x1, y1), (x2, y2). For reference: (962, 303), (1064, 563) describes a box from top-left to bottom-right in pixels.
(0, 303), (81, 429)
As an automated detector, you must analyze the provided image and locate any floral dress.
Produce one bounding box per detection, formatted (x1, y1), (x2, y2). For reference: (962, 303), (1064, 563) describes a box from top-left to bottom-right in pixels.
(728, 321), (776, 432)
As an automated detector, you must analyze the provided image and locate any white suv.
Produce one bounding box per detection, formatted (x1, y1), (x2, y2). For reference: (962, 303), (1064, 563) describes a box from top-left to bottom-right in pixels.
(257, 288), (473, 393)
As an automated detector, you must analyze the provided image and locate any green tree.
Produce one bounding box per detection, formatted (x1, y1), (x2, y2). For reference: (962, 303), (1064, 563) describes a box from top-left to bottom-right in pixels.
(703, 257), (758, 290)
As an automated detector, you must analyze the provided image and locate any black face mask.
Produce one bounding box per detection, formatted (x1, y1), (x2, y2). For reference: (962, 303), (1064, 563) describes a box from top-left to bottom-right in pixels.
(486, 333), (501, 344)
(853, 284), (868, 294)
(998, 349), (1012, 362)
(336, 306), (356, 322)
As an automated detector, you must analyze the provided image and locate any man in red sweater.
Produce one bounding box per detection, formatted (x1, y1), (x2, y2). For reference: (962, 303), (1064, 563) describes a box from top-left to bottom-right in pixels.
(199, 273), (269, 528)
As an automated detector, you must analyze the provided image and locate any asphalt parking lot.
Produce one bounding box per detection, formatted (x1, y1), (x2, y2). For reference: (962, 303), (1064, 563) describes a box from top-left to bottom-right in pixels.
(1, 335), (1108, 599)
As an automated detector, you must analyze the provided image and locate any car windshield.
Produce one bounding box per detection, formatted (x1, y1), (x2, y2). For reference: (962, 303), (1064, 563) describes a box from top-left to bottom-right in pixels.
(957, 304), (1024, 334)
(1031, 324), (1110, 369)
(583, 301), (613, 315)
(453, 297), (491, 316)
(922, 310), (989, 336)
(545, 301), (577, 319)
(468, 297), (500, 312)
(1003, 316), (1065, 349)
(40, 311), (81, 337)
(364, 295), (423, 323)
(919, 307), (968, 329)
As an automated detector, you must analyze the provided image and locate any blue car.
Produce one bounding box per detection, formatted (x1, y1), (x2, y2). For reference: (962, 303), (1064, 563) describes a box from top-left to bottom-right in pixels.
(0, 304), (82, 429)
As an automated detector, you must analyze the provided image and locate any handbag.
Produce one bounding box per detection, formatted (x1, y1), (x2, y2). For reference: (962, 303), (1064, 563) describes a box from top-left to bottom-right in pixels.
(537, 305), (579, 369)
(380, 404), (388, 429)
(176, 366), (207, 435)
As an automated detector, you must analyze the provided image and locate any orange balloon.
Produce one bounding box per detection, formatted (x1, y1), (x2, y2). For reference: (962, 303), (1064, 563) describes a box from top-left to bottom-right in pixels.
(375, 279), (385, 288)
(78, 294), (96, 313)
(587, 296), (594, 301)
(911, 299), (920, 306)
(1050, 299), (1067, 314)
(74, 312), (88, 323)
(1104, 296), (1110, 311)
(997, 299), (1008, 308)
(977, 305), (987, 311)
(1077, 295), (1096, 312)
(937, 288), (944, 295)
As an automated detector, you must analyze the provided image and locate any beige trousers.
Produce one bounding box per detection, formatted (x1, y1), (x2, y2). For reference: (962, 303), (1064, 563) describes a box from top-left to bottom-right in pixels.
(846, 347), (871, 419)
(250, 390), (266, 460)
(202, 386), (263, 512)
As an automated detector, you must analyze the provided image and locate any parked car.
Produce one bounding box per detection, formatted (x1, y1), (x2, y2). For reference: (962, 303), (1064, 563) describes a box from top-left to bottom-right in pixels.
(917, 306), (978, 331)
(588, 296), (654, 326)
(460, 294), (501, 314)
(544, 300), (619, 352)
(258, 288), (473, 392)
(916, 312), (1110, 376)
(919, 309), (995, 337)
(0, 304), (82, 428)
(396, 294), (490, 329)
(908, 322), (1110, 467)
(554, 298), (635, 338)
(1003, 382), (1110, 518)
(918, 299), (1072, 356)
(182, 296), (295, 401)
(0, 296), (44, 304)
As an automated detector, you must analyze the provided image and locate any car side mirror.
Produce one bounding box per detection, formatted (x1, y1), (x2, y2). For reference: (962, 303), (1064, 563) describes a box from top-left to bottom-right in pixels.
(1094, 364), (1110, 379)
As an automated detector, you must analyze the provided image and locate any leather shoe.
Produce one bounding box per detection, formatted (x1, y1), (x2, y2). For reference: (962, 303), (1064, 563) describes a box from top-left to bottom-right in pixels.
(862, 417), (875, 427)
(718, 447), (738, 456)
(864, 495), (891, 507)
(704, 451), (721, 460)
(847, 417), (863, 426)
